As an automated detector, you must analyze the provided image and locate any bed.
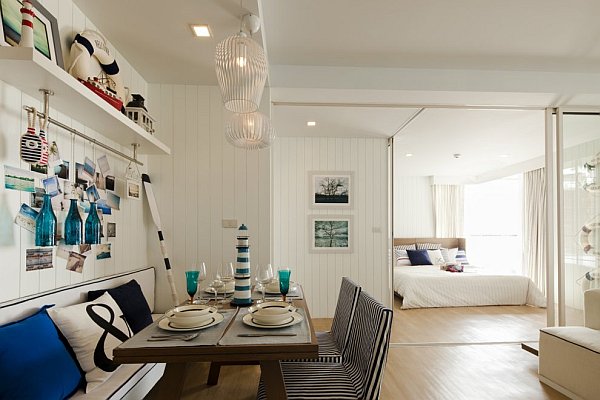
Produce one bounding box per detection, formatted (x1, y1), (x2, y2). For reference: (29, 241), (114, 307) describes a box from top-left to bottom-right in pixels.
(393, 238), (546, 309)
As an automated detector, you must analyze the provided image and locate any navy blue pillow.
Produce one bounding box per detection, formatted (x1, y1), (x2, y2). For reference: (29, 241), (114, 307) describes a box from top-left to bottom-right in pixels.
(407, 249), (433, 265)
(0, 305), (82, 399)
(87, 279), (152, 334)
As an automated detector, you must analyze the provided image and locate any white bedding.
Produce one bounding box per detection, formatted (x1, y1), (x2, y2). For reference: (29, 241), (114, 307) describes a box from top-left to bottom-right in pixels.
(393, 265), (546, 309)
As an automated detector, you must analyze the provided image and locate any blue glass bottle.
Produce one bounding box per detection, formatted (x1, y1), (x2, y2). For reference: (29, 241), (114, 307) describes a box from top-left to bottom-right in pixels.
(35, 194), (56, 246)
(84, 202), (101, 245)
(64, 199), (82, 245)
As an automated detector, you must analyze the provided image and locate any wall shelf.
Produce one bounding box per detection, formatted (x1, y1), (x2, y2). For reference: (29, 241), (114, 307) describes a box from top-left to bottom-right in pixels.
(0, 47), (170, 155)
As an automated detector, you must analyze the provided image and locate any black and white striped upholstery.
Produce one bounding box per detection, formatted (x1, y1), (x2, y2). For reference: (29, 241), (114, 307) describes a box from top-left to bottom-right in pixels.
(258, 291), (393, 400)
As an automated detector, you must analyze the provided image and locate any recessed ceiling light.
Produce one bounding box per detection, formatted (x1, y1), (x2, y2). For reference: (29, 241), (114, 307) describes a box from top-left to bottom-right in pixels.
(405, 153), (413, 157)
(499, 154), (510, 158)
(190, 24), (211, 37)
(307, 121), (316, 127)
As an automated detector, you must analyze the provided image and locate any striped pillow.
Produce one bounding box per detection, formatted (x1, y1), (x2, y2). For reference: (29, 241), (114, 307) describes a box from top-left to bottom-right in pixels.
(456, 249), (469, 265)
(417, 242), (442, 250)
(394, 244), (416, 250)
(440, 247), (459, 263)
(394, 248), (412, 266)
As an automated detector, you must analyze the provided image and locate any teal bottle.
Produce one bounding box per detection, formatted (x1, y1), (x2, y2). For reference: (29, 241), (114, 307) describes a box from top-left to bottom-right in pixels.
(64, 199), (82, 245)
(84, 202), (101, 244)
(35, 194), (56, 246)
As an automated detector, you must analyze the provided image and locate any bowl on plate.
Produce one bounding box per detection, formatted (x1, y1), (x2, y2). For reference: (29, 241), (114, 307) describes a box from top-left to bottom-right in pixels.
(248, 302), (296, 325)
(264, 280), (297, 293)
(165, 305), (217, 328)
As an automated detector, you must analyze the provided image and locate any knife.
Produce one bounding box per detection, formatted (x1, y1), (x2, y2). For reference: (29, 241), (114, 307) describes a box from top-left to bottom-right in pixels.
(237, 333), (297, 337)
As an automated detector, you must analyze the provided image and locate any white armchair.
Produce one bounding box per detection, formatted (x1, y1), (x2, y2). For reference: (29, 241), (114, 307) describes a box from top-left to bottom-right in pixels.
(539, 288), (600, 400)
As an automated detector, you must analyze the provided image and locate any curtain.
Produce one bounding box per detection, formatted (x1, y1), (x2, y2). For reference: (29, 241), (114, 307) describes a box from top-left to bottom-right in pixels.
(522, 168), (547, 295)
(432, 184), (464, 238)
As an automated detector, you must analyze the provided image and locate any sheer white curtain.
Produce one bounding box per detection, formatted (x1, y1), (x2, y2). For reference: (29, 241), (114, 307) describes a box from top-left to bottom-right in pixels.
(432, 184), (464, 238)
(522, 168), (546, 295)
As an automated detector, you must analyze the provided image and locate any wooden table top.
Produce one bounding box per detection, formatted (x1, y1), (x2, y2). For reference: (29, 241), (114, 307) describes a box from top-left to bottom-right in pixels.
(113, 298), (318, 365)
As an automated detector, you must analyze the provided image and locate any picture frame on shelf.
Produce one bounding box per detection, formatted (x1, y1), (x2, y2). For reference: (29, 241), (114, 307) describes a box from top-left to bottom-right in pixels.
(309, 171), (353, 209)
(0, 0), (64, 68)
(309, 215), (353, 254)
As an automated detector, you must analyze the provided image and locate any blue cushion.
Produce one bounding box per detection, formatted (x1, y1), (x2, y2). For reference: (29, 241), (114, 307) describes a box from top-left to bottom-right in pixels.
(0, 305), (82, 400)
(87, 279), (152, 334)
(407, 249), (432, 265)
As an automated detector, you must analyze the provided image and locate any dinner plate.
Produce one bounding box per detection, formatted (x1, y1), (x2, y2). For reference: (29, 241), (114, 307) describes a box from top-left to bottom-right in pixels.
(242, 311), (303, 329)
(262, 282), (298, 295)
(158, 312), (224, 332)
(204, 287), (235, 295)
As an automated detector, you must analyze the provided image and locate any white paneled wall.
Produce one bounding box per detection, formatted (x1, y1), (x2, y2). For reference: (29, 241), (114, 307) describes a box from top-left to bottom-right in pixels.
(273, 137), (390, 318)
(146, 84), (271, 312)
(0, 0), (150, 303)
(393, 176), (435, 237)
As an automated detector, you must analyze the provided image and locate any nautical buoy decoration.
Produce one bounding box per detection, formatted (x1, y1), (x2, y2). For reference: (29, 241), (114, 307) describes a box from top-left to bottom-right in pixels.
(18, 0), (34, 48)
(68, 30), (126, 111)
(578, 220), (600, 256)
(20, 108), (45, 165)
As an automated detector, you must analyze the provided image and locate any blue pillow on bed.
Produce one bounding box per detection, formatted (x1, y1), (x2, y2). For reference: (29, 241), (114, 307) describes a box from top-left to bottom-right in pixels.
(407, 249), (433, 265)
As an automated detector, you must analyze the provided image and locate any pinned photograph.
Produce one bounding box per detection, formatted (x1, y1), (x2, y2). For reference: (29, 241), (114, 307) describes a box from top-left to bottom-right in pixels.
(105, 175), (115, 191)
(97, 155), (111, 176)
(73, 182), (87, 200)
(83, 157), (96, 181)
(107, 222), (116, 238)
(95, 172), (105, 190)
(30, 163), (47, 175)
(78, 243), (92, 256)
(14, 203), (38, 232)
(86, 184), (100, 202)
(127, 180), (141, 200)
(75, 163), (87, 184)
(66, 251), (86, 273)
(79, 200), (91, 214)
(95, 243), (111, 260)
(30, 188), (45, 208)
(25, 248), (53, 271)
(4, 165), (35, 193)
(54, 160), (69, 180)
(56, 244), (71, 260)
(48, 141), (62, 167)
(63, 180), (74, 200)
(42, 176), (61, 197)
(106, 191), (120, 210)
(96, 199), (112, 215)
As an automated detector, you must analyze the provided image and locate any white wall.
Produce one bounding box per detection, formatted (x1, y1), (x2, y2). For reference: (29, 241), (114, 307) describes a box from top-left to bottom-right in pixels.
(146, 84), (271, 312)
(393, 176), (434, 237)
(273, 137), (390, 318)
(0, 0), (150, 303)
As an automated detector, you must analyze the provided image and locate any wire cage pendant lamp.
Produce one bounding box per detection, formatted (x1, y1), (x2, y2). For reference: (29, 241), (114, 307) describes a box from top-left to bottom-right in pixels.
(225, 111), (275, 150)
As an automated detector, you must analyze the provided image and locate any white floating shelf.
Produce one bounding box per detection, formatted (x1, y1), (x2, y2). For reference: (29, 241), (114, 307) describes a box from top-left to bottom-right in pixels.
(0, 47), (170, 155)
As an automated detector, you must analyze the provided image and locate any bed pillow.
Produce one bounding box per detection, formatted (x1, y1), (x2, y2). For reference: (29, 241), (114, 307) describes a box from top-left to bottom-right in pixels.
(48, 292), (131, 393)
(427, 249), (445, 265)
(407, 249), (432, 265)
(441, 247), (459, 263)
(394, 248), (412, 266)
(0, 305), (82, 399)
(87, 279), (152, 334)
(456, 249), (470, 265)
(417, 242), (442, 250)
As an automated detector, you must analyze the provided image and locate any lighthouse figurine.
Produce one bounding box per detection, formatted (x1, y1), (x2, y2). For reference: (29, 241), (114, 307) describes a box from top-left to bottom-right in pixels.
(232, 224), (253, 305)
(19, 0), (35, 48)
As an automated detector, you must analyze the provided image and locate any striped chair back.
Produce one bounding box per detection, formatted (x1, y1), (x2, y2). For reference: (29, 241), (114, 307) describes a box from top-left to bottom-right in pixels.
(343, 291), (393, 400)
(331, 277), (361, 351)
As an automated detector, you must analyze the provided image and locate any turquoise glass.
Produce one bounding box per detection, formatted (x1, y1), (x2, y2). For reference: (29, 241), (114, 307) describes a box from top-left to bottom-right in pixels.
(84, 203), (101, 244)
(64, 199), (83, 245)
(278, 268), (291, 302)
(185, 270), (200, 304)
(35, 194), (56, 246)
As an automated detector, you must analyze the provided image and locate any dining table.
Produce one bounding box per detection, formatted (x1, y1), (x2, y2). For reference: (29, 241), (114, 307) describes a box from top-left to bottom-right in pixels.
(113, 287), (317, 400)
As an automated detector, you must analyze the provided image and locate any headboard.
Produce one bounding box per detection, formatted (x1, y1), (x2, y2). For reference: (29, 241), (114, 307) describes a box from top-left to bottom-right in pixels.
(393, 238), (466, 251)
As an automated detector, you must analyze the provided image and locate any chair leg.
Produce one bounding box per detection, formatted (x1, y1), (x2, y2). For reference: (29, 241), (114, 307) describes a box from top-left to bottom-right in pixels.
(207, 362), (222, 385)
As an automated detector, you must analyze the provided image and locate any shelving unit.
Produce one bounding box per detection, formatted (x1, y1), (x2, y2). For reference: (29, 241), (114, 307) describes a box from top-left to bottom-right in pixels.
(0, 47), (170, 155)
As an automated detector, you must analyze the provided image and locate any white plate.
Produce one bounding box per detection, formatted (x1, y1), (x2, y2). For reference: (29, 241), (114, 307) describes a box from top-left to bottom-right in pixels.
(242, 312), (303, 329)
(262, 282), (298, 295)
(158, 312), (224, 332)
(204, 288), (235, 295)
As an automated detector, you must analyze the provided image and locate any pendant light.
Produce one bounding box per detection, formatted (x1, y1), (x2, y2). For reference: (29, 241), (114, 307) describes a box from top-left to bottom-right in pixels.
(215, 14), (267, 114)
(225, 112), (275, 150)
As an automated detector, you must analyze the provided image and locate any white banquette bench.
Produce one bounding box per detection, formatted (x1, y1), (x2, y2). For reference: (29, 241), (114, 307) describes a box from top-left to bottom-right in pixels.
(0, 267), (165, 400)
(539, 288), (600, 400)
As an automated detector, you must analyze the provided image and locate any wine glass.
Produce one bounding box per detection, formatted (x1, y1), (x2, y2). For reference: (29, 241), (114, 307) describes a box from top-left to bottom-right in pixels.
(196, 262), (207, 304)
(209, 272), (224, 308)
(255, 264), (274, 304)
(278, 267), (292, 303)
(221, 262), (235, 303)
(185, 265), (200, 304)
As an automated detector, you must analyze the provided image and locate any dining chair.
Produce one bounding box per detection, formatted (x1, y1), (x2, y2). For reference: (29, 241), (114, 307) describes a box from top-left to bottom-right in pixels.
(258, 291), (393, 399)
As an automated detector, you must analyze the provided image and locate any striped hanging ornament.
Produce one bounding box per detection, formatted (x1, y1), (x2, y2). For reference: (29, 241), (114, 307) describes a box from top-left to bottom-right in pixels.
(38, 115), (49, 165)
(20, 109), (43, 165)
(18, 0), (34, 48)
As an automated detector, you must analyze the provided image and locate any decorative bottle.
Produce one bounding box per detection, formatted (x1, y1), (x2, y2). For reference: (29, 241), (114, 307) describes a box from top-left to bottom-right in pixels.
(84, 203), (101, 245)
(35, 194), (56, 246)
(64, 199), (82, 245)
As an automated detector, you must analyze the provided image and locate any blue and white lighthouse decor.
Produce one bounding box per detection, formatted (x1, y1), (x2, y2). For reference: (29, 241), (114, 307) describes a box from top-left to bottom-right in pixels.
(232, 224), (253, 305)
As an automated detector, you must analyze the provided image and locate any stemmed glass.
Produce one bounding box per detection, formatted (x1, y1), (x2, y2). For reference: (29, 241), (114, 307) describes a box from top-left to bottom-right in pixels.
(185, 264), (200, 304)
(255, 264), (274, 304)
(278, 267), (292, 303)
(209, 271), (224, 308)
(196, 262), (207, 304)
(220, 262), (235, 303)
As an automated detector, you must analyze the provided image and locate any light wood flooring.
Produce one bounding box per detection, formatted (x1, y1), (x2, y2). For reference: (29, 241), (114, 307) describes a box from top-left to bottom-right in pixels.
(147, 305), (567, 399)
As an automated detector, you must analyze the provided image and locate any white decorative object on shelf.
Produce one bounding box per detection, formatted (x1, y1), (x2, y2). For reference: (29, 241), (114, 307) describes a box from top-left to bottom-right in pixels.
(125, 94), (155, 135)
(18, 0), (34, 48)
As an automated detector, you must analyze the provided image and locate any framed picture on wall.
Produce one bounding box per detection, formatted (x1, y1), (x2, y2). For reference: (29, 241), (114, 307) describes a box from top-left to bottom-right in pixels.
(309, 215), (353, 253)
(309, 171), (353, 209)
(0, 0), (64, 68)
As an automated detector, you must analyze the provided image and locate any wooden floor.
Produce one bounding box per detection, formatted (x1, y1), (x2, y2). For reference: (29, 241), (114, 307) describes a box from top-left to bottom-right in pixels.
(147, 305), (567, 399)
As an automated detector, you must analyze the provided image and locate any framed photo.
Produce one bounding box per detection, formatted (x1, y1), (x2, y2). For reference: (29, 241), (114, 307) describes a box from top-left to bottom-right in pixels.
(309, 171), (353, 209)
(309, 215), (353, 253)
(0, 0), (64, 68)
(127, 179), (141, 200)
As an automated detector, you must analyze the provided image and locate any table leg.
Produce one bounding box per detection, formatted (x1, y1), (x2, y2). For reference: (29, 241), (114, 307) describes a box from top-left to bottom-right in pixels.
(155, 362), (188, 400)
(207, 362), (222, 385)
(259, 360), (287, 400)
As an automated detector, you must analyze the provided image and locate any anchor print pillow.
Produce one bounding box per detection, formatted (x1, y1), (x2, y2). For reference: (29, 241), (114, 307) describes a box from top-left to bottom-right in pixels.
(48, 292), (131, 392)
